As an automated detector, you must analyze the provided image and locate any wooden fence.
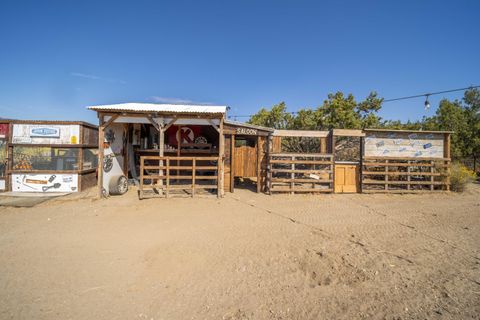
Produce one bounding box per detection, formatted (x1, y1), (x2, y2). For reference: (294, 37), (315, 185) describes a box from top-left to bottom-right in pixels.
(139, 156), (219, 199)
(267, 153), (334, 194)
(361, 157), (451, 193)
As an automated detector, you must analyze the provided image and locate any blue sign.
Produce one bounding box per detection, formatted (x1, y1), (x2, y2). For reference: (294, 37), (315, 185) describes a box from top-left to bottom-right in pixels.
(30, 127), (60, 138)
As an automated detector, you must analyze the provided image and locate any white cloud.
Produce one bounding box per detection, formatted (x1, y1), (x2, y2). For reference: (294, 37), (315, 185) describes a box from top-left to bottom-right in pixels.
(150, 96), (212, 105)
(70, 72), (126, 84)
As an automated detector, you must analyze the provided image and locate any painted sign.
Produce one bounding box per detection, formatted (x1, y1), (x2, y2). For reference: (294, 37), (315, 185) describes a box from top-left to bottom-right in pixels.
(29, 127), (60, 138)
(176, 127), (195, 144)
(12, 173), (78, 192)
(12, 124), (80, 144)
(364, 131), (444, 158)
(236, 128), (258, 135)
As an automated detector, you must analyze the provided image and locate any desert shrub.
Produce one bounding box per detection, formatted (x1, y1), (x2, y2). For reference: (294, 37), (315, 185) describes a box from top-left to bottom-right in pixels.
(450, 162), (476, 192)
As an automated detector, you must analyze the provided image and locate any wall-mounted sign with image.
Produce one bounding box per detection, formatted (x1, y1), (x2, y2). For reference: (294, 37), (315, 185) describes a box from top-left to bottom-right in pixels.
(12, 173), (79, 192)
(29, 127), (60, 138)
(12, 124), (80, 144)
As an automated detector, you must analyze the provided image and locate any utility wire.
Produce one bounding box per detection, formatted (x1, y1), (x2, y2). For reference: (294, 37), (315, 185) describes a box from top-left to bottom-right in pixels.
(230, 84), (479, 119)
(383, 85), (480, 102)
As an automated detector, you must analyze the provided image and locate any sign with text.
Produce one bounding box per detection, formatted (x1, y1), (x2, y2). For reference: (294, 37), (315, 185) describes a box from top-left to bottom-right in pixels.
(236, 127), (257, 135)
(29, 127), (60, 138)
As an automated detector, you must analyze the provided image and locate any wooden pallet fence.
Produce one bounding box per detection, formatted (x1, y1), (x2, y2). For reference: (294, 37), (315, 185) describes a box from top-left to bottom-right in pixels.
(267, 153), (333, 194)
(139, 156), (219, 199)
(361, 157), (451, 193)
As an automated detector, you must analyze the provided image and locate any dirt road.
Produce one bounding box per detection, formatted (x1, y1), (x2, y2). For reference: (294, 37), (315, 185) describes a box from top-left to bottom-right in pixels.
(0, 186), (479, 319)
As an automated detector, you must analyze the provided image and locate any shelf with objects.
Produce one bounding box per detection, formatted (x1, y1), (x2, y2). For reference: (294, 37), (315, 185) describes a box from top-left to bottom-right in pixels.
(6, 120), (98, 193)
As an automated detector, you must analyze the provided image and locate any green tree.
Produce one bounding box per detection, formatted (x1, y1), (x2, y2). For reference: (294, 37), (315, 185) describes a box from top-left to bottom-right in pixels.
(248, 102), (293, 129)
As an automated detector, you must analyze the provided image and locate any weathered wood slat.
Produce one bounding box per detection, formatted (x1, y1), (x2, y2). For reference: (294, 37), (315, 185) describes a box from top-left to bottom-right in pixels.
(362, 171), (446, 176)
(270, 188), (333, 193)
(139, 155), (219, 198)
(270, 169), (332, 174)
(362, 179), (448, 185)
(271, 178), (333, 183)
(270, 160), (333, 164)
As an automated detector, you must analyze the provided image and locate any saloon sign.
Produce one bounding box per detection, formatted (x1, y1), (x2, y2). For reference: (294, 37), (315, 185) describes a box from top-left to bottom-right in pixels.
(235, 127), (257, 135)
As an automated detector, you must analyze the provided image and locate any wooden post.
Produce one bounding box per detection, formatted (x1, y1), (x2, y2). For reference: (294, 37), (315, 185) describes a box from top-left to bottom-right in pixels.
(444, 133), (451, 191)
(166, 158), (170, 198)
(218, 117), (224, 197)
(192, 158), (196, 197)
(97, 113), (105, 198)
(291, 155), (295, 195)
(407, 160), (411, 191)
(176, 125), (180, 180)
(267, 134), (272, 195)
(430, 160), (434, 191)
(139, 157), (144, 199)
(230, 134), (235, 193)
(331, 133), (336, 193)
(159, 126), (164, 190)
(256, 135), (261, 193)
(385, 159), (389, 191)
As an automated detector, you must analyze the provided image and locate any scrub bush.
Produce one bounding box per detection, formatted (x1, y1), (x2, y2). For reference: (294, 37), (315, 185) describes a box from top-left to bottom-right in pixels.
(450, 162), (476, 192)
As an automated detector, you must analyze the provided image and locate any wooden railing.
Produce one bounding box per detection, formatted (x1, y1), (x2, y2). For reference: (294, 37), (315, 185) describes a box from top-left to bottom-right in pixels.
(139, 156), (219, 199)
(267, 153), (334, 194)
(361, 157), (451, 193)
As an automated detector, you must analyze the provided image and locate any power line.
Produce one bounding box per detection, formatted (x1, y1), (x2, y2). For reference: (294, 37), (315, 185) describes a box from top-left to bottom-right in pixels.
(383, 85), (480, 102)
(229, 84), (479, 119)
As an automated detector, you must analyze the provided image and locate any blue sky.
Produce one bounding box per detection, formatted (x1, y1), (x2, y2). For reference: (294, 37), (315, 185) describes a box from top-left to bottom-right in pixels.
(0, 0), (479, 125)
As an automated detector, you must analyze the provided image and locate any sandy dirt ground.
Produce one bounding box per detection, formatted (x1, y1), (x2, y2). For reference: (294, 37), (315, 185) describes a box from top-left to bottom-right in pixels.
(0, 185), (479, 320)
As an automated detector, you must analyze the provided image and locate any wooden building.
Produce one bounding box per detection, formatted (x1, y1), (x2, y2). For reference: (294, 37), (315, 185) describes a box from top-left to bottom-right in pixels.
(2, 120), (98, 193)
(88, 103), (228, 198)
(223, 120), (273, 193)
(88, 103), (452, 198)
(88, 104), (278, 198)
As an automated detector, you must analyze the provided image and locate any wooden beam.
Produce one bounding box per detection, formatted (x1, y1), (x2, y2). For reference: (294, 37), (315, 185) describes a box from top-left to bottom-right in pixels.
(146, 115), (160, 131)
(97, 114), (105, 198)
(208, 119), (220, 132)
(218, 117), (224, 197)
(273, 129), (329, 138)
(331, 129), (366, 137)
(102, 114), (119, 129)
(163, 116), (177, 131)
(230, 134), (235, 193)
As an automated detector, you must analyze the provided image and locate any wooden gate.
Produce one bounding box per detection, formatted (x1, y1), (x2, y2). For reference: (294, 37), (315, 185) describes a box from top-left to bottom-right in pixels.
(334, 164), (359, 193)
(267, 153), (333, 194)
(233, 144), (257, 177)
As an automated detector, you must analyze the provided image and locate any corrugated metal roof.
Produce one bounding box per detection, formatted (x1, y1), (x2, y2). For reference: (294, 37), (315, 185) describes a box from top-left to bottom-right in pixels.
(87, 103), (227, 114)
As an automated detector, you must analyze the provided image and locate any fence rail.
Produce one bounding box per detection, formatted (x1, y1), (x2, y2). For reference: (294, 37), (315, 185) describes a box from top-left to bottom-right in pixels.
(139, 156), (219, 199)
(361, 157), (451, 193)
(267, 153), (334, 194)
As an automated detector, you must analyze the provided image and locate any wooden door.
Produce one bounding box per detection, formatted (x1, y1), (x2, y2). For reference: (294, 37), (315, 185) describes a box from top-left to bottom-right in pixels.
(334, 164), (359, 193)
